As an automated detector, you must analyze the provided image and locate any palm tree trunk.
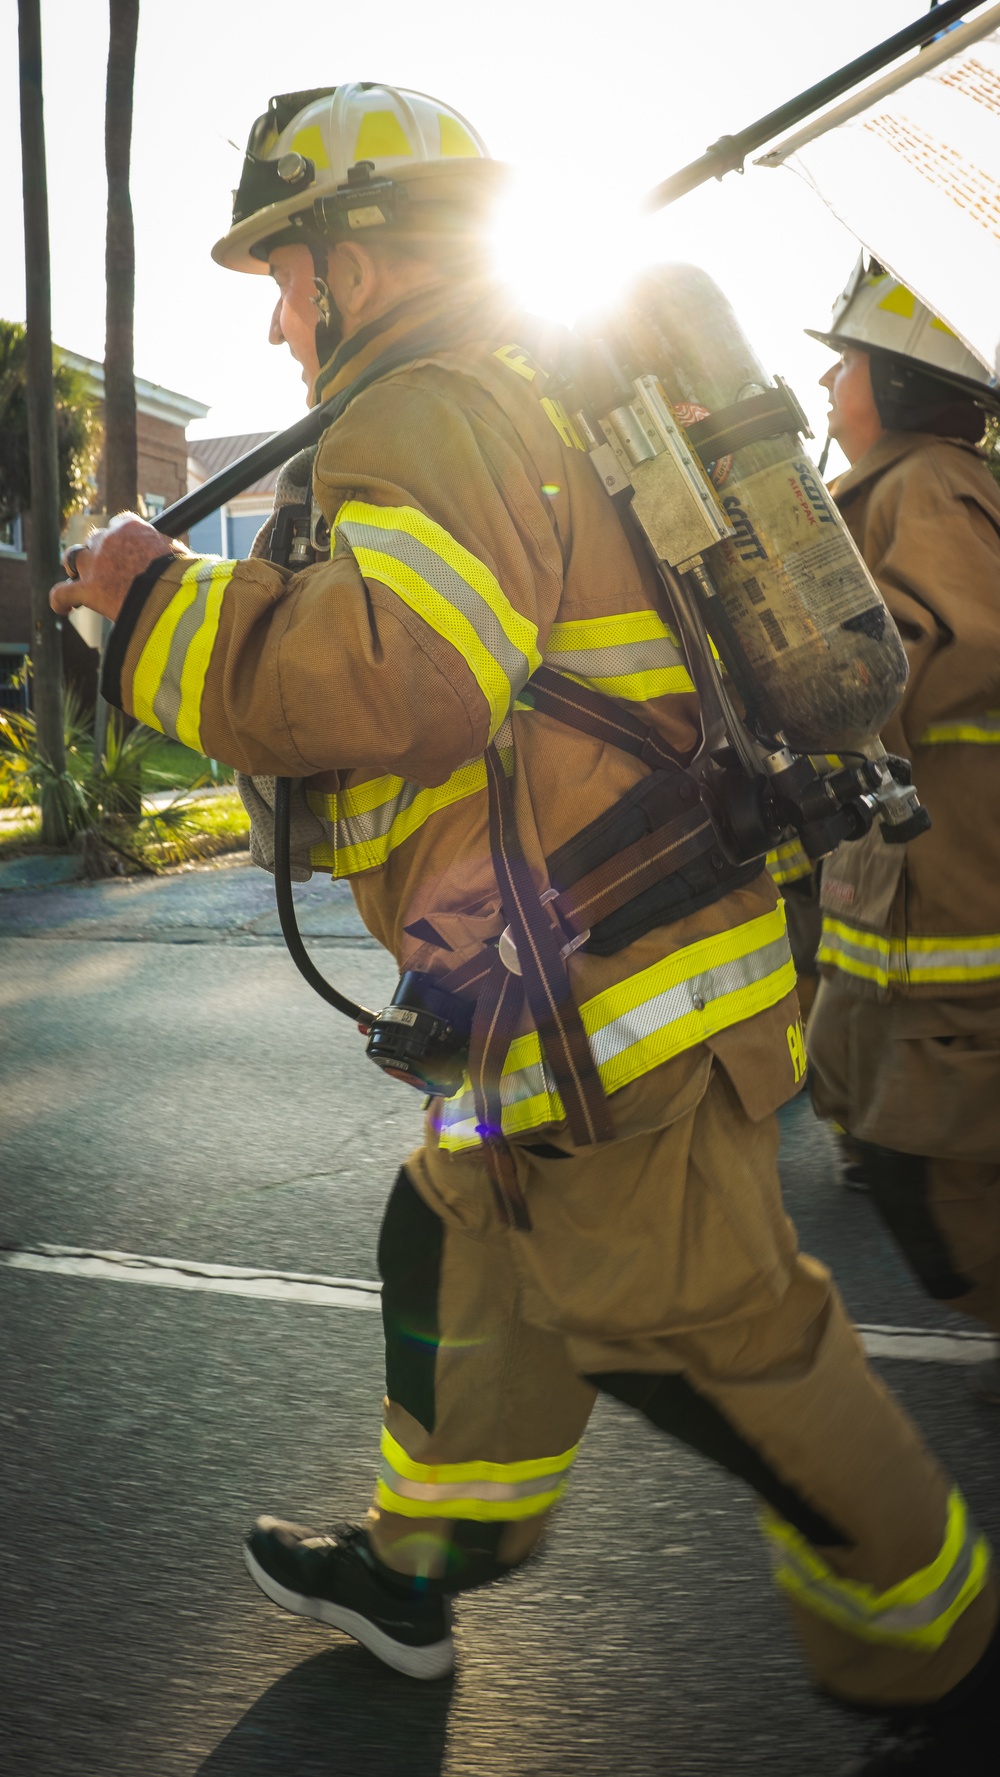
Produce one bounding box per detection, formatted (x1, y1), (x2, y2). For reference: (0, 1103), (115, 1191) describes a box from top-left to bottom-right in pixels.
(104, 0), (139, 518)
(96, 0), (140, 768)
(17, 0), (68, 844)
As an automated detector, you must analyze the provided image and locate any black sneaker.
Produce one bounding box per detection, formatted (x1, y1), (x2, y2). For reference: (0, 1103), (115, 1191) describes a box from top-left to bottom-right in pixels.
(840, 1706), (992, 1774)
(243, 1517), (454, 1680)
(968, 1347), (1000, 1407)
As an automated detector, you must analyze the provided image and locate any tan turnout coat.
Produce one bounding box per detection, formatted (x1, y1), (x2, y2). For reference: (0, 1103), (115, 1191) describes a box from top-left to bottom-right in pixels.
(810, 430), (1000, 1159)
(104, 284), (802, 1149)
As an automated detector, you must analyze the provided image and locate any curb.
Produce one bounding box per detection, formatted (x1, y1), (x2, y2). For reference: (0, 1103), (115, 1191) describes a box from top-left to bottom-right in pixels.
(0, 853), (84, 890)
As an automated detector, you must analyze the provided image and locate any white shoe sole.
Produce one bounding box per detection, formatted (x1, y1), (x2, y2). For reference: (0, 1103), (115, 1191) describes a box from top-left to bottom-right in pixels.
(242, 1543), (454, 1680)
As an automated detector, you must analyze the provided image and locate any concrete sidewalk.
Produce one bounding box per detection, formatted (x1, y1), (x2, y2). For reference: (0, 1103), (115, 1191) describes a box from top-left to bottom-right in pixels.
(0, 786), (237, 891)
(0, 853), (370, 942)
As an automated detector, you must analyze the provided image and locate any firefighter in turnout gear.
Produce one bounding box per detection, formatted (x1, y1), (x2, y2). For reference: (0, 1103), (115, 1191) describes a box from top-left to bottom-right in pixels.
(53, 96), (999, 1772)
(806, 263), (1000, 1400)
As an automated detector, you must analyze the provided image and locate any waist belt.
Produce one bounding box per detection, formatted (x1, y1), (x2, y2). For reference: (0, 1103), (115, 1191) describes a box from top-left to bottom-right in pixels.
(526, 665), (759, 953)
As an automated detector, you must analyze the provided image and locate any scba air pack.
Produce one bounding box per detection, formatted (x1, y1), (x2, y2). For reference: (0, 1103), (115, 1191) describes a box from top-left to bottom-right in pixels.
(557, 263), (928, 862)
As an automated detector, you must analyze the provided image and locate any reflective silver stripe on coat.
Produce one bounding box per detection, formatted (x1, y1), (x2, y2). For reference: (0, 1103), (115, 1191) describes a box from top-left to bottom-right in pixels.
(151, 560), (221, 736)
(592, 933), (792, 1069)
(818, 919), (1000, 985)
(920, 711), (1000, 744)
(440, 923), (794, 1145)
(337, 517), (534, 699)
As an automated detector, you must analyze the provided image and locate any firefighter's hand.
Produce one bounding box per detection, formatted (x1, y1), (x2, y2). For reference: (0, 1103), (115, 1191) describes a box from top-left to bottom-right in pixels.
(50, 513), (189, 622)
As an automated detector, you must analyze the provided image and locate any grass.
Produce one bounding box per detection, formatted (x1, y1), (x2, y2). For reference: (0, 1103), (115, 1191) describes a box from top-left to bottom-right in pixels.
(139, 788), (250, 867)
(0, 701), (249, 874)
(0, 788), (250, 868)
(138, 738), (235, 792)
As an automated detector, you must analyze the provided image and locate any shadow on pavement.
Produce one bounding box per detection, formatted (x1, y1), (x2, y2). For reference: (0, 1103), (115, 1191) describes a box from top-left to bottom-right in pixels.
(198, 1648), (453, 1776)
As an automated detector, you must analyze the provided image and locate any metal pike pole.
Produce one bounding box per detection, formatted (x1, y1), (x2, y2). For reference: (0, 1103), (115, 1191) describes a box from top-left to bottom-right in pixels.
(643, 0), (987, 211)
(138, 3), (989, 544)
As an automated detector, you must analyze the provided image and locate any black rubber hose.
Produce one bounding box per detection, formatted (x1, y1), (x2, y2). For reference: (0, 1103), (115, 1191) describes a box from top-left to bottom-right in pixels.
(273, 777), (376, 1025)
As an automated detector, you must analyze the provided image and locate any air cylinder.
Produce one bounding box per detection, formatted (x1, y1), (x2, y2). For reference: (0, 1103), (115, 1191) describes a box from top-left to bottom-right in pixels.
(611, 265), (908, 755)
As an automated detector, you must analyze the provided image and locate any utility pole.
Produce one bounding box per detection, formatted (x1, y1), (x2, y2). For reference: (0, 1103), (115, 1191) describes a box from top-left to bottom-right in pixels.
(95, 0), (140, 766)
(17, 0), (68, 844)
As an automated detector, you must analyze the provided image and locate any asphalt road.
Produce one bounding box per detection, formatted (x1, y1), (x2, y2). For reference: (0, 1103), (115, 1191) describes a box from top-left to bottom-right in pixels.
(2, 859), (998, 1777)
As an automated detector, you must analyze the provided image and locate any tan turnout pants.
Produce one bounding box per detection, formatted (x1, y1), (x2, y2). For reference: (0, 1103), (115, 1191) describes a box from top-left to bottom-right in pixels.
(809, 971), (1000, 1336)
(369, 1063), (997, 1709)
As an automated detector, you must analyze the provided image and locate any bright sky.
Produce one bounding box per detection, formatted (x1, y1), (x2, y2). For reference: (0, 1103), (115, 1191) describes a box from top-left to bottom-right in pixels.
(1, 0), (936, 471)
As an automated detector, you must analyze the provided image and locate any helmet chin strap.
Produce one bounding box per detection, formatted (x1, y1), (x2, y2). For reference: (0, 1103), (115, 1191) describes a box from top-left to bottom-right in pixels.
(309, 243), (344, 367)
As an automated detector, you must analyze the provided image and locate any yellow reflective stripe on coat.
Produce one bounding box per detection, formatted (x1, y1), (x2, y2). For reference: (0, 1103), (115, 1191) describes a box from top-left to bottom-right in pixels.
(818, 918), (1000, 987)
(544, 610), (694, 702)
(131, 558), (234, 749)
(762, 1490), (990, 1650)
(439, 902), (795, 1149)
(376, 1427), (579, 1522)
(919, 711), (1000, 744)
(306, 758), (487, 877)
(767, 837), (813, 887)
(334, 500), (541, 738)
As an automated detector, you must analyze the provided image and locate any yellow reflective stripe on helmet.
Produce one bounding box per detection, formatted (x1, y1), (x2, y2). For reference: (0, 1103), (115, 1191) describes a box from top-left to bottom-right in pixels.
(762, 1490), (990, 1650)
(545, 610), (695, 701)
(767, 838), (813, 886)
(131, 558), (234, 749)
(376, 1427), (579, 1522)
(439, 902), (794, 1149)
(306, 758), (487, 877)
(919, 711), (1000, 744)
(818, 918), (1000, 987)
(335, 501), (541, 739)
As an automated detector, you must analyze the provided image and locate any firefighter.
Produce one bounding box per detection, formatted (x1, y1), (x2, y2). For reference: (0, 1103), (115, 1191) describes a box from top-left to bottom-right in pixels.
(53, 93), (997, 1772)
(805, 260), (1000, 1393)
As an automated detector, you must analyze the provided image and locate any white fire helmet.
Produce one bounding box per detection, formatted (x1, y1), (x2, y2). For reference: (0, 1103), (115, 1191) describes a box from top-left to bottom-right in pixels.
(213, 82), (500, 274)
(806, 255), (998, 405)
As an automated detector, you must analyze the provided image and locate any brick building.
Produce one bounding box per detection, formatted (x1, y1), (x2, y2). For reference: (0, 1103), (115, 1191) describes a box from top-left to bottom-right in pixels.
(0, 354), (208, 708)
(186, 433), (278, 560)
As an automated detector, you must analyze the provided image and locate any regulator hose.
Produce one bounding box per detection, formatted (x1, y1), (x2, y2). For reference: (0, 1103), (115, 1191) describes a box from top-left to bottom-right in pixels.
(273, 776), (375, 1026)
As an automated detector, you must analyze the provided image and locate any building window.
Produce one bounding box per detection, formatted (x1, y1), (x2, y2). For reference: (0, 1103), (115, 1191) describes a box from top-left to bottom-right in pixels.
(0, 649), (29, 713)
(226, 509), (273, 558)
(0, 514), (25, 555)
(186, 511), (225, 556)
(143, 494), (166, 518)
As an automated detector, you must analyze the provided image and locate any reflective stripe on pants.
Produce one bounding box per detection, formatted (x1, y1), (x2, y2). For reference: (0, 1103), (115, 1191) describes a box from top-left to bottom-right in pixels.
(763, 1490), (991, 1651)
(376, 1427), (579, 1522)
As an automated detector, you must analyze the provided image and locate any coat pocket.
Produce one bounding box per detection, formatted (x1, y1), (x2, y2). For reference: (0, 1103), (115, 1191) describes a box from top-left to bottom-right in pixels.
(819, 822), (905, 932)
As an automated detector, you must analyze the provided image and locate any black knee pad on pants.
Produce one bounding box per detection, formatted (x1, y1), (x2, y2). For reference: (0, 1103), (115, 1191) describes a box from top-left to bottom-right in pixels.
(378, 1168), (444, 1435)
(590, 1369), (850, 1547)
(854, 1143), (974, 1301)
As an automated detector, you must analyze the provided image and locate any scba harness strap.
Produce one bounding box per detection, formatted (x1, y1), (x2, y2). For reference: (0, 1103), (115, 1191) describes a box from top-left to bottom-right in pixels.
(423, 673), (756, 1229)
